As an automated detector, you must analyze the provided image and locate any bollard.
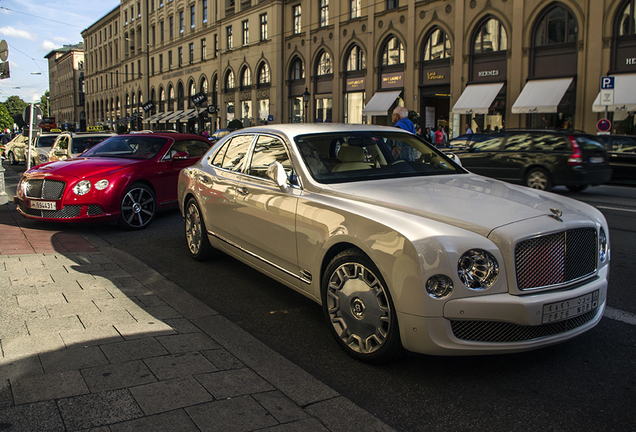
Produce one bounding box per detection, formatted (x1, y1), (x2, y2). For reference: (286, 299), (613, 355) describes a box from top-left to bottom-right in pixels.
(0, 163), (8, 205)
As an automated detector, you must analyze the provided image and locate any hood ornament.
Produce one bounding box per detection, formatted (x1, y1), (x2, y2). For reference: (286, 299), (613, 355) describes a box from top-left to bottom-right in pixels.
(549, 208), (563, 222)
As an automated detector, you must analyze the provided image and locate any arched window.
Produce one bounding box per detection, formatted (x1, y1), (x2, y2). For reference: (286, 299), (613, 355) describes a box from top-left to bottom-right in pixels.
(381, 36), (404, 66)
(423, 28), (451, 60)
(149, 89), (156, 115)
(138, 90), (142, 106)
(200, 77), (208, 96)
(257, 62), (270, 86)
(241, 66), (252, 87)
(212, 75), (218, 106)
(225, 70), (235, 91)
(316, 51), (332, 76)
(473, 18), (507, 54)
(159, 87), (166, 112)
(168, 85), (174, 111)
(177, 82), (185, 110)
(534, 6), (577, 46)
(618, 0), (636, 35)
(290, 57), (305, 80)
(346, 45), (366, 71)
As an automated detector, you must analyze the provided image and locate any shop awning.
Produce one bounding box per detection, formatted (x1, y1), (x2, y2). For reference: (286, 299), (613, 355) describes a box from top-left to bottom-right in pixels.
(177, 108), (198, 121)
(452, 83), (504, 114)
(144, 112), (161, 122)
(362, 90), (402, 116)
(148, 112), (171, 123)
(592, 73), (636, 112)
(161, 111), (183, 122)
(511, 78), (573, 114)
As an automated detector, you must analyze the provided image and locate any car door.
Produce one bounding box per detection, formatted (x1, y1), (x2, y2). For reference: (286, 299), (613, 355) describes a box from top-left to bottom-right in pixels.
(496, 133), (534, 182)
(234, 134), (301, 288)
(458, 134), (506, 178)
(199, 134), (255, 243)
(609, 136), (636, 181)
(49, 135), (70, 162)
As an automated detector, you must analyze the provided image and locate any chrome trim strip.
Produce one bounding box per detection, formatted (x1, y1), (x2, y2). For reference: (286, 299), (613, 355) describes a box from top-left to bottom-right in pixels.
(208, 230), (311, 285)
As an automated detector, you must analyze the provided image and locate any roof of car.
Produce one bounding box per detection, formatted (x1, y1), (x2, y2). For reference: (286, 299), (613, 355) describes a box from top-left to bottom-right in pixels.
(221, 123), (411, 139)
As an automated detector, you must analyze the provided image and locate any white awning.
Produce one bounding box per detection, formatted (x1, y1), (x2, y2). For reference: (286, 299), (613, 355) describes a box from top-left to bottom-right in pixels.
(452, 83), (504, 114)
(161, 111), (183, 122)
(177, 108), (198, 121)
(592, 73), (636, 112)
(362, 90), (402, 116)
(511, 78), (573, 114)
(145, 112), (165, 122)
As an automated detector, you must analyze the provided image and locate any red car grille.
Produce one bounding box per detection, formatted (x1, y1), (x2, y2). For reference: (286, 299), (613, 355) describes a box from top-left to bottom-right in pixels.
(515, 228), (597, 290)
(24, 179), (65, 199)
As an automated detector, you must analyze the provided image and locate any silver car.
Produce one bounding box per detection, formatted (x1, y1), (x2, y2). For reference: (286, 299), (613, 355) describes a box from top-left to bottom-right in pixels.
(177, 124), (610, 363)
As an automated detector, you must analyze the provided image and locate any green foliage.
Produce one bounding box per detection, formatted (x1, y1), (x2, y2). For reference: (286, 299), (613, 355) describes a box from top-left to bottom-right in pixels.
(4, 95), (28, 128)
(40, 91), (50, 117)
(0, 103), (13, 131)
(228, 119), (243, 131)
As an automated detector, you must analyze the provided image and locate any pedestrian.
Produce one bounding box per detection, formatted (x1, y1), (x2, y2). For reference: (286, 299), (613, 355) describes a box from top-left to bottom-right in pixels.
(391, 106), (416, 133)
(434, 125), (445, 148)
(422, 127), (433, 144)
(484, 124), (492, 133)
(465, 123), (473, 134)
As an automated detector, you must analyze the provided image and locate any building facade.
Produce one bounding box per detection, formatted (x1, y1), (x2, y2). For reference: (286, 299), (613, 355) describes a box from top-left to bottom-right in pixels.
(45, 44), (85, 131)
(81, 0), (636, 136)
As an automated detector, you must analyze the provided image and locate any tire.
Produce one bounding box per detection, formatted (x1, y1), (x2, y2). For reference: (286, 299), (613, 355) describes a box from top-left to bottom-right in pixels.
(8, 152), (17, 165)
(118, 183), (156, 230)
(566, 185), (588, 193)
(185, 198), (222, 261)
(525, 168), (552, 191)
(322, 248), (403, 364)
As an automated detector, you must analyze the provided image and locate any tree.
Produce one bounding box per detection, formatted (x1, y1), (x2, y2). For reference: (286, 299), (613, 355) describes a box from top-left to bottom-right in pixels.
(4, 95), (28, 129)
(408, 110), (421, 128)
(40, 91), (50, 117)
(0, 103), (13, 132)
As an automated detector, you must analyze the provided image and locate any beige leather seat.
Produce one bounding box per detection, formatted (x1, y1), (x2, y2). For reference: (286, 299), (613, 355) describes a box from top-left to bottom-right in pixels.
(332, 146), (371, 172)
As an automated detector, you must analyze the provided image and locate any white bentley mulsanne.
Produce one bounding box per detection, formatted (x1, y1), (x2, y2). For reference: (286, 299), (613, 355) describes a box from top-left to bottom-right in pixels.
(177, 124), (609, 363)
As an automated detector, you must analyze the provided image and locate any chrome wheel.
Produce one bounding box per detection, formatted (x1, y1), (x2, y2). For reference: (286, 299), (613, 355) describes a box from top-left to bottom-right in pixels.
(323, 249), (402, 363)
(185, 198), (221, 261)
(119, 183), (156, 230)
(526, 168), (551, 191)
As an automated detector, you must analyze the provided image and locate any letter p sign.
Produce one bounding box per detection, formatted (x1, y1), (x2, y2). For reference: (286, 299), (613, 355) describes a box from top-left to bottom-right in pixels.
(601, 76), (615, 90)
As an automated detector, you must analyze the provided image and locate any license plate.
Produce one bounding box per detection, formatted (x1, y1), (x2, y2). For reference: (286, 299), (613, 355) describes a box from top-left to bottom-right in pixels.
(29, 200), (56, 210)
(589, 156), (604, 163)
(542, 291), (599, 323)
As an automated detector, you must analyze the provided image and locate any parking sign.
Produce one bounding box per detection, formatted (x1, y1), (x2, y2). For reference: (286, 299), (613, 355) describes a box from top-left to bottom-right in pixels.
(600, 76), (615, 105)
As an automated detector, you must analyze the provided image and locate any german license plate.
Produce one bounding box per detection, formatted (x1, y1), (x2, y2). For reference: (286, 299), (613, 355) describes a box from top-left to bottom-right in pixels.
(542, 291), (599, 323)
(29, 200), (56, 210)
(589, 156), (604, 163)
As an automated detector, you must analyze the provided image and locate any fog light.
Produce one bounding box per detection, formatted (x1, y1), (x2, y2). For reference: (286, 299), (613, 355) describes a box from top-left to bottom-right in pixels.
(73, 180), (91, 196)
(426, 275), (454, 299)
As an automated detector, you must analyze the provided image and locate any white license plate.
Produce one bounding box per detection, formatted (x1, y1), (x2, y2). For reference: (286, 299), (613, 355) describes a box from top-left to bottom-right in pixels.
(29, 200), (57, 210)
(589, 156), (604, 163)
(542, 290), (599, 324)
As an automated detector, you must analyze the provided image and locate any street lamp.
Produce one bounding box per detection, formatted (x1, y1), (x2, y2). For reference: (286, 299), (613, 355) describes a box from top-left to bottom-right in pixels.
(302, 87), (310, 123)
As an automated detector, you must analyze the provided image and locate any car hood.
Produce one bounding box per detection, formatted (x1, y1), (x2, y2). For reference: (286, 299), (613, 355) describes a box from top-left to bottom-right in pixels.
(28, 157), (141, 178)
(325, 174), (598, 237)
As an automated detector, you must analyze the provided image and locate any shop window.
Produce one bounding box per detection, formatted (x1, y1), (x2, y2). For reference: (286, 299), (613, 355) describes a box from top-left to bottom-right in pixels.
(618, 0), (636, 35)
(290, 58), (304, 80)
(534, 6), (577, 46)
(317, 51), (333, 76)
(346, 45), (366, 71)
(258, 62), (270, 87)
(241, 67), (252, 88)
(381, 36), (404, 66)
(473, 18), (507, 54)
(424, 28), (451, 61)
(225, 70), (235, 91)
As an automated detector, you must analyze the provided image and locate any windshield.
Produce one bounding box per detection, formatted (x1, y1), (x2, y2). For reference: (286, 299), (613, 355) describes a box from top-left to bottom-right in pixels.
(295, 131), (465, 184)
(36, 136), (58, 147)
(82, 136), (169, 159)
(72, 136), (113, 154)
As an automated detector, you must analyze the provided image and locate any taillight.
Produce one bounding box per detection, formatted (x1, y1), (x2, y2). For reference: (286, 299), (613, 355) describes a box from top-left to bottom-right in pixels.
(568, 135), (583, 165)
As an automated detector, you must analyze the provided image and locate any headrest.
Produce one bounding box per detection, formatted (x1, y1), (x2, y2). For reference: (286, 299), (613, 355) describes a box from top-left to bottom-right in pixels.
(338, 145), (365, 162)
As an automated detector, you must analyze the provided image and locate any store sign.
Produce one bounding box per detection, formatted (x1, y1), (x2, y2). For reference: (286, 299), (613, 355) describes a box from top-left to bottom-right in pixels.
(346, 77), (365, 92)
(627, 58), (636, 65)
(478, 70), (500, 77)
(381, 72), (403, 89)
(421, 65), (450, 85)
(427, 71), (445, 80)
(191, 92), (206, 106)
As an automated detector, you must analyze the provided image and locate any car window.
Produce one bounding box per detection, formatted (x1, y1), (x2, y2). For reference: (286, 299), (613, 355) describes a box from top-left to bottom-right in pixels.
(72, 136), (111, 154)
(220, 135), (253, 172)
(612, 137), (636, 153)
(503, 134), (532, 151)
(472, 135), (504, 151)
(36, 136), (58, 147)
(248, 135), (292, 180)
(574, 136), (605, 151)
(166, 139), (210, 159)
(82, 136), (168, 159)
(533, 134), (569, 151)
(56, 136), (70, 150)
(211, 141), (229, 167)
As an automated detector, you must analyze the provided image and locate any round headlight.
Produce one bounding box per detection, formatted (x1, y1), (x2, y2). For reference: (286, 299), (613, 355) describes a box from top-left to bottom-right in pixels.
(426, 275), (454, 299)
(38, 154), (48, 162)
(599, 227), (608, 263)
(73, 180), (92, 196)
(458, 249), (499, 289)
(94, 179), (109, 190)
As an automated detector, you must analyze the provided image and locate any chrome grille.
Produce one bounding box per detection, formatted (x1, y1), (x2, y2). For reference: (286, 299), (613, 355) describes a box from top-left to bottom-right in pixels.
(451, 308), (599, 342)
(515, 228), (597, 290)
(24, 179), (65, 199)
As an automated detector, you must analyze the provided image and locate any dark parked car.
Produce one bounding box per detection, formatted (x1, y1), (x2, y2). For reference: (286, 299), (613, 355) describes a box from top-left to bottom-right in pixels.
(446, 133), (486, 150)
(592, 134), (636, 184)
(452, 130), (612, 191)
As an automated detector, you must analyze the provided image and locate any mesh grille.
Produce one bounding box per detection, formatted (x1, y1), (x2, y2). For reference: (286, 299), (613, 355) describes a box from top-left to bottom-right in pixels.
(24, 179), (65, 199)
(87, 205), (103, 215)
(515, 228), (597, 290)
(19, 201), (81, 218)
(451, 308), (599, 342)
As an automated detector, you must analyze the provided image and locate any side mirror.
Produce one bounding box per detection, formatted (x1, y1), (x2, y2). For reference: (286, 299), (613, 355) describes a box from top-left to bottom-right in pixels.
(267, 161), (290, 193)
(173, 151), (190, 160)
(54, 149), (66, 156)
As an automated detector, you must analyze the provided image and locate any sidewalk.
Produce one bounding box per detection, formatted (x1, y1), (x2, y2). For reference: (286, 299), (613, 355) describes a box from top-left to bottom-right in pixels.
(0, 163), (395, 431)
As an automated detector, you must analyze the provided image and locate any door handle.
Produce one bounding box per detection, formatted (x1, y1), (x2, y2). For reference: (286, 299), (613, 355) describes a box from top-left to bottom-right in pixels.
(237, 187), (249, 195)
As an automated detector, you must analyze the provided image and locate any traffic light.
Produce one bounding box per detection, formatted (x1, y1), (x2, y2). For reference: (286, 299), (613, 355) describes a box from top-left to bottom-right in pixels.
(0, 61), (9, 79)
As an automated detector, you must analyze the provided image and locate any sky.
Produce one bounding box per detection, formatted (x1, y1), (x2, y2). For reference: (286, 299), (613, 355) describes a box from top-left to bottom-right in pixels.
(0, 0), (120, 104)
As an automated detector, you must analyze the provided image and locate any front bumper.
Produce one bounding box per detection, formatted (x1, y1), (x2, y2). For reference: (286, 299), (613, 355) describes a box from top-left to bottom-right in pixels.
(397, 275), (607, 356)
(14, 196), (118, 223)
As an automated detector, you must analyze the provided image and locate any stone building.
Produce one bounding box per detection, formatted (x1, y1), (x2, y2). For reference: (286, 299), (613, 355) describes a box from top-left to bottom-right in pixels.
(80, 0), (636, 136)
(44, 43), (85, 131)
